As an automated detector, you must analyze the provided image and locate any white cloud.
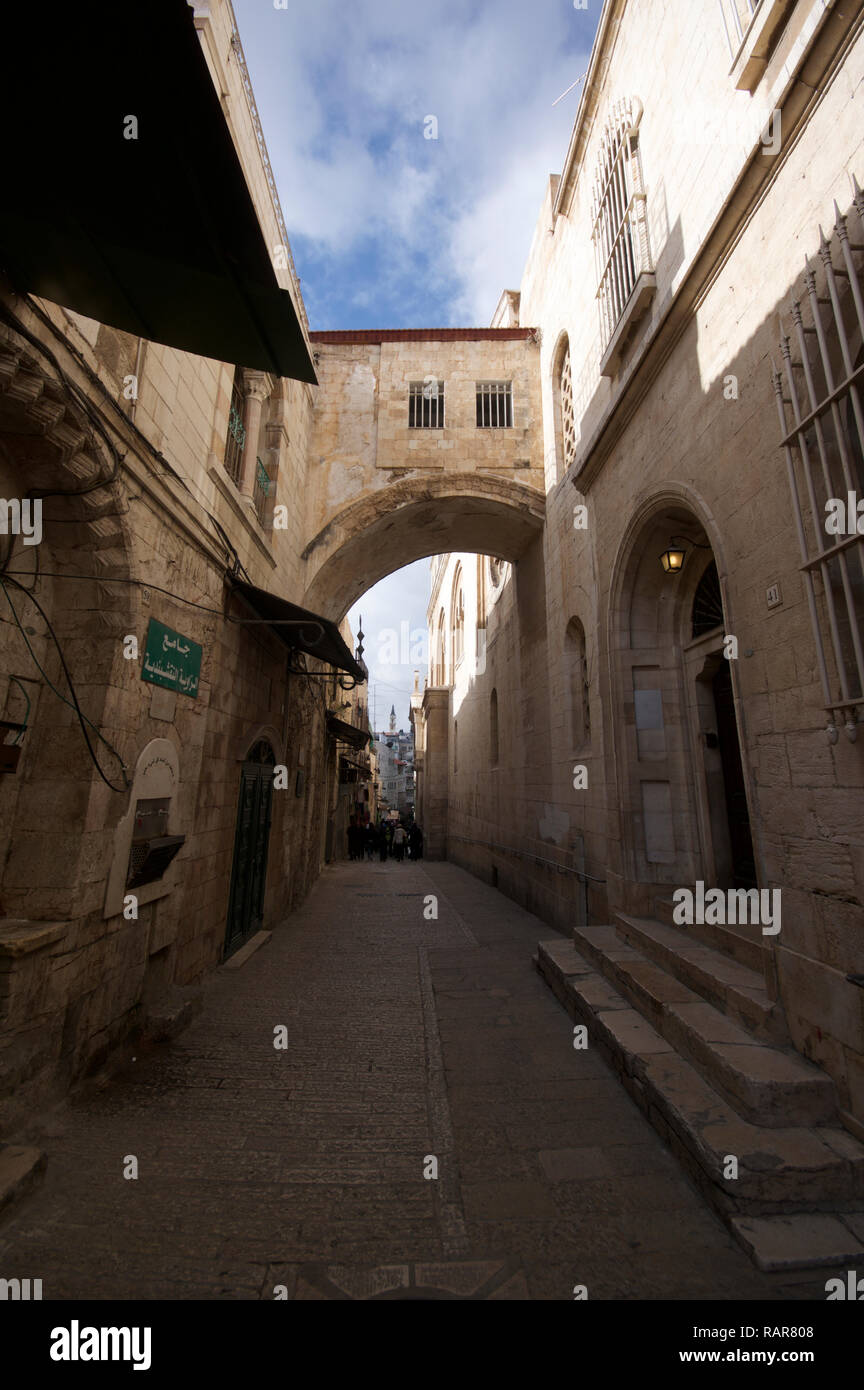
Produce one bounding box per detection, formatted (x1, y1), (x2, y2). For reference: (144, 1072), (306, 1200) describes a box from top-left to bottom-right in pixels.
(234, 0), (595, 323)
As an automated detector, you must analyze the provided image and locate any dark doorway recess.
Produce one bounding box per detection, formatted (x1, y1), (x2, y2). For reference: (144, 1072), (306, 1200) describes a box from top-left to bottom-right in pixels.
(711, 664), (757, 889)
(224, 740), (276, 958)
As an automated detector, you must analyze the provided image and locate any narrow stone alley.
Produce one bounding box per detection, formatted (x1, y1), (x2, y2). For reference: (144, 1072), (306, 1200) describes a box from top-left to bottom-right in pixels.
(0, 864), (828, 1301)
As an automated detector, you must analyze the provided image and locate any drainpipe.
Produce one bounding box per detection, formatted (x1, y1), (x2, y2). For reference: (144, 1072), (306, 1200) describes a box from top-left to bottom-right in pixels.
(129, 336), (147, 423)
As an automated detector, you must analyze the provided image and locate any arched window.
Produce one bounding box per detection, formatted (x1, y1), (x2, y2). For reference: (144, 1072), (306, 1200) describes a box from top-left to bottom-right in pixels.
(224, 366), (246, 487)
(490, 688), (499, 767)
(450, 565), (464, 675)
(453, 719), (458, 774)
(553, 334), (576, 482)
(565, 618), (590, 747)
(223, 367), (278, 525)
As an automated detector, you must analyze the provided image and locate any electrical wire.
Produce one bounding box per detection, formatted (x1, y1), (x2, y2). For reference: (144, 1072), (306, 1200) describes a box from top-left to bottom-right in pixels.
(1, 570), (227, 616)
(0, 575), (129, 791)
(8, 676), (30, 743)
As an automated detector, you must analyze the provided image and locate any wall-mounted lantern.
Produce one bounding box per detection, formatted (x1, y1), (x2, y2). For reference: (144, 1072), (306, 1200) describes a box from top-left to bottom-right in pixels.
(659, 545), (687, 574)
(659, 534), (711, 575)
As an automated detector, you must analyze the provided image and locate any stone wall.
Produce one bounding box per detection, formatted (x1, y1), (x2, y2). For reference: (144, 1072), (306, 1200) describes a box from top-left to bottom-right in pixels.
(425, 0), (864, 1125)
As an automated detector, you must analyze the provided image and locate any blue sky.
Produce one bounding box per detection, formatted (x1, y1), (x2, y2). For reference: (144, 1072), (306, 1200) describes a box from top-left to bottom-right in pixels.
(232, 0), (599, 724)
(346, 558), (432, 733)
(233, 0), (597, 328)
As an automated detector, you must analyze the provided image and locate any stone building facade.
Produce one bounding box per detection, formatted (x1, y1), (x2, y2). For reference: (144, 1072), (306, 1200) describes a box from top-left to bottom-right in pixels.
(411, 0), (864, 1247)
(376, 709), (415, 819)
(2, 0), (864, 1256)
(0, 0), (364, 1134)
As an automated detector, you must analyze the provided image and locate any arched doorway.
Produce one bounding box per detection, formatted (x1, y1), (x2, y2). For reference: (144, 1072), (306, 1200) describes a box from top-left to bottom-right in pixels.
(609, 503), (758, 915)
(224, 738), (276, 957)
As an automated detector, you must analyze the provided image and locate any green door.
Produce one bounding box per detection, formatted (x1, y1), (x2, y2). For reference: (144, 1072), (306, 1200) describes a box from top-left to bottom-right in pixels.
(224, 741), (275, 958)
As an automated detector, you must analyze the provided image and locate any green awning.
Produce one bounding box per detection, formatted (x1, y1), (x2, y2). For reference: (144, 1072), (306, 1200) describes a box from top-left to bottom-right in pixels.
(0, 1), (315, 384)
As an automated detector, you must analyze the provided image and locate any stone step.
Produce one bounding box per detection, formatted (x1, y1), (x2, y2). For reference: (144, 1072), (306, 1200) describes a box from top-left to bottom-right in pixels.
(567, 927), (834, 1127)
(654, 895), (765, 972)
(612, 914), (787, 1043)
(535, 942), (864, 1239)
(729, 1213), (864, 1273)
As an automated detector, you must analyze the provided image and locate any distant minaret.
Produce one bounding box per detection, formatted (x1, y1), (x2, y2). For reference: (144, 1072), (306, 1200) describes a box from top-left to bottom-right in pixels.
(389, 704), (397, 733)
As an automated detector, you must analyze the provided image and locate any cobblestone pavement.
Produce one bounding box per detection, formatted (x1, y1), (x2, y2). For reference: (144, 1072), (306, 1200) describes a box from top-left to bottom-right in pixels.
(0, 862), (828, 1299)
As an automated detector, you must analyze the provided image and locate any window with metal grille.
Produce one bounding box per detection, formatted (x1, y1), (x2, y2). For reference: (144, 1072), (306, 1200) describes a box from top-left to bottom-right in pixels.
(772, 182), (864, 739)
(691, 561), (724, 639)
(591, 99), (653, 359)
(719, 0), (763, 54)
(476, 381), (513, 428)
(224, 367), (246, 487)
(718, 1), (795, 92)
(409, 380), (445, 428)
(253, 456), (271, 525)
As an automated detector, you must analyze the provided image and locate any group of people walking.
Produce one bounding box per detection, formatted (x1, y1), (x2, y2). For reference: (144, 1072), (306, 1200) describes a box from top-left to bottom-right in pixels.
(347, 819), (423, 863)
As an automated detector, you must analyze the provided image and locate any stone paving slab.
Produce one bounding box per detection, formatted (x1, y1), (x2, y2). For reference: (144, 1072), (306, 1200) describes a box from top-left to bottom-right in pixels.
(0, 860), (833, 1299)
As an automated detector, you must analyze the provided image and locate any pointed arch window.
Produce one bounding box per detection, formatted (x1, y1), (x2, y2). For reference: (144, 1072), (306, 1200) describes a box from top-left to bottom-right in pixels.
(554, 335), (576, 481)
(565, 618), (590, 748)
(435, 607), (446, 686)
(450, 566), (465, 674)
(224, 367), (246, 488)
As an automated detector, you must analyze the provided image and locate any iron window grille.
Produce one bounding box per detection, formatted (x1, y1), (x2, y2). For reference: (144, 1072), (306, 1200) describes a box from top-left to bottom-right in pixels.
(772, 178), (864, 739)
(590, 98), (653, 358)
(253, 456), (272, 524)
(409, 380), (445, 428)
(225, 371), (246, 488)
(719, 0), (763, 55)
(476, 381), (513, 428)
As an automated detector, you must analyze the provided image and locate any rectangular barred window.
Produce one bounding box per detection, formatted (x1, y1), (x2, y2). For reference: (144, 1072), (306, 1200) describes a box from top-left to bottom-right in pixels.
(476, 382), (513, 428)
(772, 185), (864, 738)
(409, 381), (445, 428)
(591, 99), (655, 375)
(719, 0), (762, 53)
(719, 1), (796, 92)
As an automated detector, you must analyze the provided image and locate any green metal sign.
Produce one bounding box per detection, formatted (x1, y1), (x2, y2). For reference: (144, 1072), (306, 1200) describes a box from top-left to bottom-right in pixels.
(141, 619), (202, 698)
